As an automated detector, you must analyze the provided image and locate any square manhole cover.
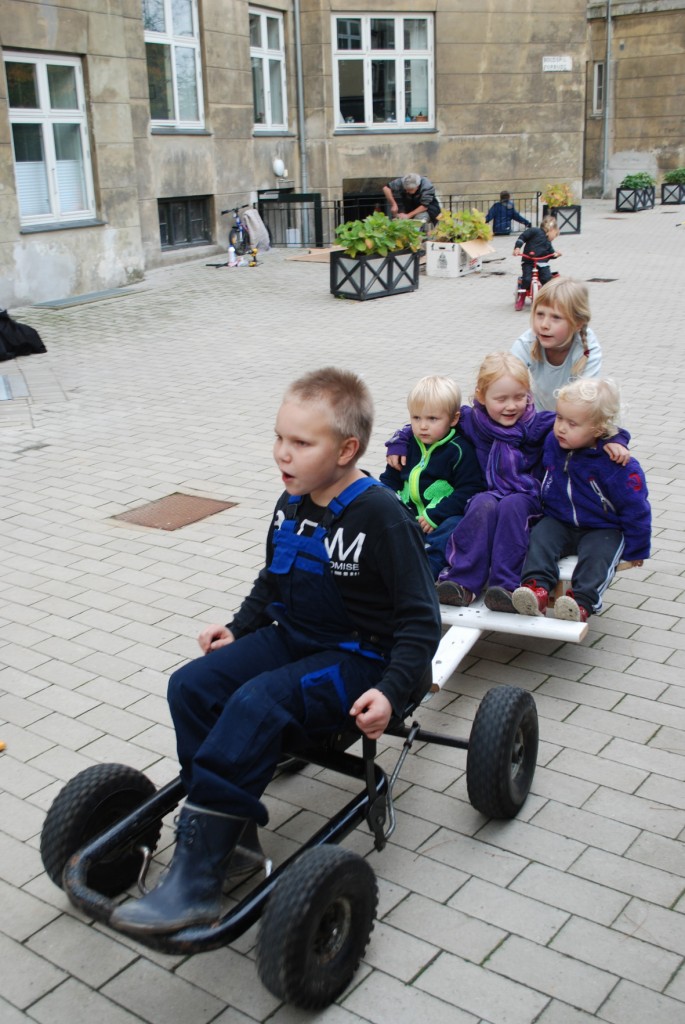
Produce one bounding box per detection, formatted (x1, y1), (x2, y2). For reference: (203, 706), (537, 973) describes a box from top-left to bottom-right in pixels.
(112, 492), (236, 531)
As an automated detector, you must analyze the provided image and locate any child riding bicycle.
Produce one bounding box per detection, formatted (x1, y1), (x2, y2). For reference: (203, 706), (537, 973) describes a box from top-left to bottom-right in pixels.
(514, 216), (560, 310)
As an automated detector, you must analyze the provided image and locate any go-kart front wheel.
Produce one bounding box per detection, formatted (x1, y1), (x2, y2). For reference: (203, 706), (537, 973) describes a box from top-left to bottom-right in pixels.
(256, 845), (377, 1009)
(466, 685), (538, 818)
(40, 762), (161, 896)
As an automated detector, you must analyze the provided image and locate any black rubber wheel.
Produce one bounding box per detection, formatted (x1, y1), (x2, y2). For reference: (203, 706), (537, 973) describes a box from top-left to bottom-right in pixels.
(256, 846), (378, 1009)
(40, 763), (161, 896)
(466, 686), (538, 819)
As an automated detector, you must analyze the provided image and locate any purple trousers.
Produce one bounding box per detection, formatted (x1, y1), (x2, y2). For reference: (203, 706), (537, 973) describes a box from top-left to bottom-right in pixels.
(439, 491), (540, 594)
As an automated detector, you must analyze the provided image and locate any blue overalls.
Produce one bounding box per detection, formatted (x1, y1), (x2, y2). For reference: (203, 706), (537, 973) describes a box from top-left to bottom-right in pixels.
(168, 477), (388, 824)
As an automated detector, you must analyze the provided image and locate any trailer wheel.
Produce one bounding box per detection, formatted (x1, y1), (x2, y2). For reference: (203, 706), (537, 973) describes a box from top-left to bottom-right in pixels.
(466, 686), (538, 818)
(257, 846), (377, 1009)
(40, 763), (161, 896)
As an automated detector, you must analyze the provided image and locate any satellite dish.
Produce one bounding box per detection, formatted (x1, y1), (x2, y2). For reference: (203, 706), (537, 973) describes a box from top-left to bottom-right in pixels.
(273, 158), (286, 177)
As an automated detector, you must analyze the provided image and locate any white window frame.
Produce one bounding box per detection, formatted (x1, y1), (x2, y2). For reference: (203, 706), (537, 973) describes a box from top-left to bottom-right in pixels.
(143, 0), (204, 129)
(592, 61), (605, 115)
(5, 51), (96, 226)
(249, 7), (288, 130)
(332, 13), (434, 130)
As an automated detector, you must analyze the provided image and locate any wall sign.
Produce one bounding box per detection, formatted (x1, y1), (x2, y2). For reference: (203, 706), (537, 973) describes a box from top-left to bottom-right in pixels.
(543, 56), (573, 72)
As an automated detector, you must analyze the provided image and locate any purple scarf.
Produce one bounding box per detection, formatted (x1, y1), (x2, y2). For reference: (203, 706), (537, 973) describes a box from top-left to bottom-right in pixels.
(468, 400), (542, 498)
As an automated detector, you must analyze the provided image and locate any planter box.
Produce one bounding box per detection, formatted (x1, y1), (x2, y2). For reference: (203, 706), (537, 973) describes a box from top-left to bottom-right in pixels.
(425, 239), (495, 278)
(541, 204), (581, 235)
(615, 186), (656, 212)
(661, 182), (685, 205)
(330, 249), (419, 300)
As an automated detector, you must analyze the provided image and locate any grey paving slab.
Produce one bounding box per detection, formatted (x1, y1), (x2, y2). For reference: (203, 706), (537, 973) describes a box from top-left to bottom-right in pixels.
(1, 200), (684, 1021)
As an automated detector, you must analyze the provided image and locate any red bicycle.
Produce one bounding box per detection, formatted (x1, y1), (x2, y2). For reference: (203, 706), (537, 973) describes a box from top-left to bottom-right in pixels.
(514, 251), (561, 310)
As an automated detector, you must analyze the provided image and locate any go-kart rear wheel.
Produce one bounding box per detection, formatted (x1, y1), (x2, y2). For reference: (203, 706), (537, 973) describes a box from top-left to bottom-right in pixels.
(40, 763), (161, 896)
(466, 686), (538, 819)
(257, 845), (377, 1009)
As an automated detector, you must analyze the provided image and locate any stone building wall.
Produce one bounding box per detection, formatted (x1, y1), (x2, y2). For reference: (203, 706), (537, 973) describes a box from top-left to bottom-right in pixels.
(585, 0), (685, 193)
(0, 0), (639, 307)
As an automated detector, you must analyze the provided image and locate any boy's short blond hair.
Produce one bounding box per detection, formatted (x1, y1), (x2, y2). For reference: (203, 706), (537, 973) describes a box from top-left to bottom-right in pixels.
(407, 375), (461, 418)
(555, 378), (621, 438)
(284, 367), (374, 457)
(540, 214), (559, 238)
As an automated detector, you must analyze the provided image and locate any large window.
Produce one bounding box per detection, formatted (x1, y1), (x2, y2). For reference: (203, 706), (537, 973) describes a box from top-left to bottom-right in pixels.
(4, 53), (95, 225)
(144, 0), (204, 128)
(250, 7), (287, 129)
(333, 14), (433, 129)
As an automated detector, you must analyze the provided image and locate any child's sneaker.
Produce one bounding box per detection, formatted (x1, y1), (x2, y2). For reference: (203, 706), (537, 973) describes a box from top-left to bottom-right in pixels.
(484, 586), (515, 613)
(554, 591), (590, 623)
(436, 580), (474, 607)
(515, 290), (526, 311)
(512, 581), (549, 617)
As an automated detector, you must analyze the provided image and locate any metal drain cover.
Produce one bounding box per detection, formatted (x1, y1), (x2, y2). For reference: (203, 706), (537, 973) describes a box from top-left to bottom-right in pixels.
(112, 492), (236, 531)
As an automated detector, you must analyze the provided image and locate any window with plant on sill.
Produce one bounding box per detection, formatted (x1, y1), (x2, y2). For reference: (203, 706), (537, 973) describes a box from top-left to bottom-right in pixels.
(332, 14), (434, 129)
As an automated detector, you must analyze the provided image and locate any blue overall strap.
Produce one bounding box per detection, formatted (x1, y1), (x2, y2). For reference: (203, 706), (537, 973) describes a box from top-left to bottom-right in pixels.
(284, 494), (302, 520)
(321, 475), (382, 528)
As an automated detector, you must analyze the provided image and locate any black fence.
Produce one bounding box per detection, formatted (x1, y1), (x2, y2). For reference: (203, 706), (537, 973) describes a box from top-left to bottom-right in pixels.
(257, 190), (541, 248)
(443, 192), (541, 227)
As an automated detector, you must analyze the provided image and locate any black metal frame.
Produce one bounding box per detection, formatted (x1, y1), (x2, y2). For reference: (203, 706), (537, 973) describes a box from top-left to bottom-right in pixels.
(61, 717), (469, 955)
(615, 186), (656, 212)
(329, 248), (420, 300)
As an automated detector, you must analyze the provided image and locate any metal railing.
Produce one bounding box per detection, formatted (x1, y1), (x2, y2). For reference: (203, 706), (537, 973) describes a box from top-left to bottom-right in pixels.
(257, 191), (541, 248)
(443, 192), (541, 227)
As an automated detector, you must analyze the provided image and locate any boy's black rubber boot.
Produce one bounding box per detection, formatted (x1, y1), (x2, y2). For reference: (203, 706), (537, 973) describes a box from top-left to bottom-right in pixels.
(110, 803), (248, 935)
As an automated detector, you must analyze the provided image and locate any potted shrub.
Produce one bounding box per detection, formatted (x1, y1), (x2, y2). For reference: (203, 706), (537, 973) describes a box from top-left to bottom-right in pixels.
(616, 172), (657, 212)
(661, 168), (685, 205)
(330, 212), (423, 300)
(425, 208), (495, 278)
(540, 183), (581, 234)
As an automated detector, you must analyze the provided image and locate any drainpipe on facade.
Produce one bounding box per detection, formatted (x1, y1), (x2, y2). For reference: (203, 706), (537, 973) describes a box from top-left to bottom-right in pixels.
(293, 0), (309, 243)
(601, 0), (612, 198)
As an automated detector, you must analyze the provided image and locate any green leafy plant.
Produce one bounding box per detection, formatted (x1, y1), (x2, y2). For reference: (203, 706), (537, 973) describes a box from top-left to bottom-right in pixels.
(619, 172), (656, 189)
(428, 208), (493, 243)
(334, 211), (423, 258)
(663, 167), (685, 185)
(540, 183), (575, 207)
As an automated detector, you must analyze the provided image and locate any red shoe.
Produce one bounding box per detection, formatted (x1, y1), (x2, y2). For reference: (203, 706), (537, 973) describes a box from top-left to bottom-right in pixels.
(554, 591), (590, 623)
(513, 581), (549, 616)
(515, 291), (526, 311)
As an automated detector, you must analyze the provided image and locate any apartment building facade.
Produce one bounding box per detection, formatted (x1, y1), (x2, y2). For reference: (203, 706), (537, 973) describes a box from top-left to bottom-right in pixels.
(0, 1), (682, 307)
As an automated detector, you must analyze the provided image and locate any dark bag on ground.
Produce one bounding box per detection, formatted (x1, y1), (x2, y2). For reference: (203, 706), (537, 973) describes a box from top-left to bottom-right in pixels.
(0, 309), (47, 361)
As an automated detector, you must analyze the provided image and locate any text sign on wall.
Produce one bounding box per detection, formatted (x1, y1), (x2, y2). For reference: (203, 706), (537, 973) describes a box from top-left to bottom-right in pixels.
(543, 56), (573, 72)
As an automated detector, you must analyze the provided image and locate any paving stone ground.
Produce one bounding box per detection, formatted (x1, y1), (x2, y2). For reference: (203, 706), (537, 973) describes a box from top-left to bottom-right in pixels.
(0, 198), (683, 1023)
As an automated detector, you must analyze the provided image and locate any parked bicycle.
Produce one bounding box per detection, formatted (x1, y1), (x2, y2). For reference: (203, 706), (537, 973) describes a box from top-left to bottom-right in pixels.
(514, 251), (561, 311)
(221, 205), (253, 256)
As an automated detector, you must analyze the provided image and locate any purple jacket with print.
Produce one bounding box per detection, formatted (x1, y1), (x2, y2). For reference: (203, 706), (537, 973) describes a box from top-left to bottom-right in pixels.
(539, 431), (651, 561)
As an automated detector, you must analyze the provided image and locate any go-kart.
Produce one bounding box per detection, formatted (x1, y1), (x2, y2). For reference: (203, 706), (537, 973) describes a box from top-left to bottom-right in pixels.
(40, 682), (538, 1010)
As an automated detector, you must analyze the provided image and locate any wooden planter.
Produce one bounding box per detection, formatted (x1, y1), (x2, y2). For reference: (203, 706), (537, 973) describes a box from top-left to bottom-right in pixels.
(542, 204), (581, 235)
(615, 186), (656, 212)
(330, 249), (419, 301)
(661, 182), (685, 205)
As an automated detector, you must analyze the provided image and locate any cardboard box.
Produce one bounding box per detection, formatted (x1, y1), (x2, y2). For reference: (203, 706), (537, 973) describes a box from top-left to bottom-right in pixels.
(425, 239), (495, 278)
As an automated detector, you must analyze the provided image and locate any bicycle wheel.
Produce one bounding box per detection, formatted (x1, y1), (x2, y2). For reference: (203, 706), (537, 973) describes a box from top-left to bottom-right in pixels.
(230, 226), (251, 256)
(530, 274), (540, 302)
